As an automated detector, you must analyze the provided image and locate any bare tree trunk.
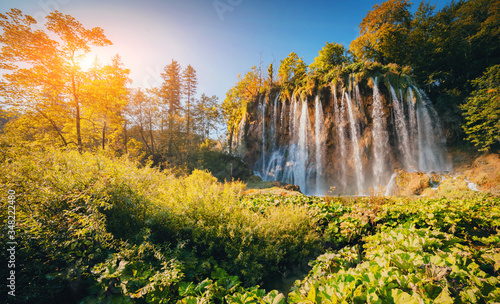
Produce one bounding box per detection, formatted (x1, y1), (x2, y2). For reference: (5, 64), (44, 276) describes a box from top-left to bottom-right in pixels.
(102, 121), (106, 150)
(37, 109), (68, 147)
(149, 118), (155, 154)
(72, 75), (82, 153)
(124, 121), (128, 154)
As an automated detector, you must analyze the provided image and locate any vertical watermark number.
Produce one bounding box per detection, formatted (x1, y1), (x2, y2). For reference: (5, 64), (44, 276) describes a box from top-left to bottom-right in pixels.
(6, 189), (16, 297)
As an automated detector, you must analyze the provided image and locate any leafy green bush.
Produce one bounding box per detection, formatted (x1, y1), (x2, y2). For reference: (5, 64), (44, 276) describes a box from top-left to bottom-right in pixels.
(0, 145), (321, 302)
(289, 225), (500, 303)
(149, 178), (322, 286)
(312, 195), (500, 246)
(461, 64), (500, 152)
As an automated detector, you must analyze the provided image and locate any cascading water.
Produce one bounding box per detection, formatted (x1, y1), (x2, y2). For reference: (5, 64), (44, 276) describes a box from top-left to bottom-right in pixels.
(390, 84), (413, 170)
(407, 87), (418, 156)
(280, 98), (286, 133)
(281, 96), (299, 185)
(345, 91), (364, 194)
(415, 88), (451, 172)
(295, 98), (309, 192)
(257, 96), (267, 174)
(334, 87), (348, 192)
(371, 77), (389, 186)
(314, 95), (326, 195)
(233, 112), (246, 154)
(270, 94), (279, 151)
(252, 75), (450, 196)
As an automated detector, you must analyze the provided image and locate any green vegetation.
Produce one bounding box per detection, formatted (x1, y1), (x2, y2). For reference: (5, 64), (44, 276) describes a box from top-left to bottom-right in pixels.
(1, 145), (499, 303)
(290, 195), (500, 303)
(461, 64), (500, 152)
(1, 1), (500, 303)
(0, 144), (320, 303)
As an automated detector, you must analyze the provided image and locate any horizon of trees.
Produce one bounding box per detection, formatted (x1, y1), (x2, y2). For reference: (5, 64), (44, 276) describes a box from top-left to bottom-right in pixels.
(0, 8), (225, 169)
(1, 0), (499, 168)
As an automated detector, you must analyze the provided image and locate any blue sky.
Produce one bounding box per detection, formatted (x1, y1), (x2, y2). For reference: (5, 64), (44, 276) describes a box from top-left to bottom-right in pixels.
(0, 0), (448, 103)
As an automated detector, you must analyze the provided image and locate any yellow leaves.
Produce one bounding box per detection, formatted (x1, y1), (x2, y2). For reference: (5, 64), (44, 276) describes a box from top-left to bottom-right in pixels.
(0, 9), (128, 152)
(350, 0), (412, 63)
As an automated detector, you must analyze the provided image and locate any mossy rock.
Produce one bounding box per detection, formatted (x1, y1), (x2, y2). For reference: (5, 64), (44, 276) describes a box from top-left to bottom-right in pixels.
(393, 170), (430, 196)
(464, 153), (500, 196)
(245, 175), (301, 194)
(422, 175), (477, 198)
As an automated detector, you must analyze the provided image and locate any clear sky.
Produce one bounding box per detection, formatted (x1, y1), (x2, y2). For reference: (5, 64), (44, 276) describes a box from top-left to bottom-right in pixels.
(0, 0), (447, 103)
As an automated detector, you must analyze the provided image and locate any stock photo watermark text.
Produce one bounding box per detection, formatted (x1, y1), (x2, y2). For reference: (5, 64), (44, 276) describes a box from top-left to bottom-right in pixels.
(213, 0), (243, 21)
(6, 189), (16, 297)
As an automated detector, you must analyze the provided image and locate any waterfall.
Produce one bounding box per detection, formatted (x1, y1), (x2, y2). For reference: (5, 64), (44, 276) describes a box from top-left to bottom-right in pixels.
(261, 94), (285, 181)
(314, 95), (326, 195)
(282, 96), (298, 185)
(280, 98), (286, 133)
(345, 91), (364, 194)
(260, 96), (266, 173)
(234, 112), (246, 154)
(384, 172), (397, 196)
(334, 88), (348, 192)
(251, 74), (450, 196)
(270, 94), (279, 150)
(294, 98), (309, 193)
(289, 95), (298, 143)
(371, 77), (389, 186)
(389, 84), (413, 170)
(415, 89), (451, 172)
(407, 87), (418, 156)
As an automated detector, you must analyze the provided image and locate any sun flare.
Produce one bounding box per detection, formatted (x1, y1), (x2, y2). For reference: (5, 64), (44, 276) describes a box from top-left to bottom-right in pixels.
(78, 53), (98, 71)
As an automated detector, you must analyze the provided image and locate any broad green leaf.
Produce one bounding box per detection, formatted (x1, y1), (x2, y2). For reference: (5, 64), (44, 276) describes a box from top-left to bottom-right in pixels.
(434, 287), (454, 304)
(391, 289), (419, 304)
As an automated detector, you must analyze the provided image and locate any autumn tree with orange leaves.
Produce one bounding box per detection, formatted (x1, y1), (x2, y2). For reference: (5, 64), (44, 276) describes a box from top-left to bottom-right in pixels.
(0, 9), (130, 152)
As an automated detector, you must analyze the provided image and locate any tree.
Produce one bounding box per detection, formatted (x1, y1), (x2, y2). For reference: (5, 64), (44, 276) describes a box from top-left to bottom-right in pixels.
(160, 59), (183, 153)
(0, 9), (113, 152)
(461, 64), (500, 151)
(349, 0), (412, 65)
(182, 65), (197, 144)
(222, 66), (262, 145)
(267, 63), (274, 87)
(309, 42), (348, 74)
(82, 55), (130, 152)
(160, 59), (183, 130)
(277, 52), (307, 99)
(194, 94), (221, 141)
(126, 88), (160, 156)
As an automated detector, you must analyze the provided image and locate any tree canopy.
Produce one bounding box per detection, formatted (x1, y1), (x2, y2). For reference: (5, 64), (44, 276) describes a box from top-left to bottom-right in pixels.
(0, 9), (123, 152)
(0, 8), (226, 170)
(461, 65), (500, 151)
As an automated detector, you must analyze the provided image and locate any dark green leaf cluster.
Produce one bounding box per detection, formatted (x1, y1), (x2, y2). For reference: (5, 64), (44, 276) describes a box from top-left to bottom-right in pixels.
(292, 194), (500, 303)
(461, 64), (500, 151)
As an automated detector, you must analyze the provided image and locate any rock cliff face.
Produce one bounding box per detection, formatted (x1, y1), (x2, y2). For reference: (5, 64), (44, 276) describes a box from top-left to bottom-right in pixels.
(233, 71), (452, 195)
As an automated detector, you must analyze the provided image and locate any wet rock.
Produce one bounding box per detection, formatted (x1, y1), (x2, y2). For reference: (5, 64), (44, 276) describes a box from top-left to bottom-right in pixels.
(392, 169), (431, 196)
(244, 175), (302, 195)
(464, 153), (500, 196)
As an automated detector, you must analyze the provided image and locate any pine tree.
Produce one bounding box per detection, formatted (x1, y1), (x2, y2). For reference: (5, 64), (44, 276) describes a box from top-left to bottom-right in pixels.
(160, 60), (183, 153)
(183, 65), (198, 145)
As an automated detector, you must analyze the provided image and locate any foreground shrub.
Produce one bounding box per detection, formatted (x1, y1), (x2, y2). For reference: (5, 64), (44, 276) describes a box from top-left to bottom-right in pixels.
(149, 171), (322, 286)
(0, 145), (320, 302)
(290, 225), (500, 303)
